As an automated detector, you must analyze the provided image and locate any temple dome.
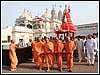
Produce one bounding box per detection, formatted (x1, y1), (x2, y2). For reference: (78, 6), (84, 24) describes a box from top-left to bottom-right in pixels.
(19, 9), (33, 21)
(42, 8), (51, 20)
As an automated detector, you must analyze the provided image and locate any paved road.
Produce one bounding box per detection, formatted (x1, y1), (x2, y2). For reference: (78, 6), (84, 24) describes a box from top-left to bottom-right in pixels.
(2, 57), (99, 74)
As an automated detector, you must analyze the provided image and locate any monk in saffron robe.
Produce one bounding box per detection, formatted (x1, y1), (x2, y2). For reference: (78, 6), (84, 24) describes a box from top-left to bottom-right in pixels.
(31, 37), (37, 63)
(57, 38), (64, 71)
(44, 38), (54, 72)
(49, 37), (56, 65)
(53, 37), (58, 62)
(34, 38), (44, 70)
(65, 37), (76, 72)
(9, 39), (18, 71)
(32, 37), (40, 63)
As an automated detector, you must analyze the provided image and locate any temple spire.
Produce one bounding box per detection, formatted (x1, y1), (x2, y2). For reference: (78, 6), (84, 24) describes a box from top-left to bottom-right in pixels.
(52, 3), (56, 10)
(23, 8), (26, 13)
(46, 8), (48, 13)
(65, 4), (67, 11)
(59, 5), (62, 11)
(58, 5), (62, 21)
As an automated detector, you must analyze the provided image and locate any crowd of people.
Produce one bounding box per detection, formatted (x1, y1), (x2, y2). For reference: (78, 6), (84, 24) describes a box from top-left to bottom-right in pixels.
(9, 33), (98, 72)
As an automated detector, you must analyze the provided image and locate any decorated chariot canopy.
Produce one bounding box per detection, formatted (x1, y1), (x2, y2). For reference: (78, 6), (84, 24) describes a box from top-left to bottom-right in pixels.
(54, 4), (77, 35)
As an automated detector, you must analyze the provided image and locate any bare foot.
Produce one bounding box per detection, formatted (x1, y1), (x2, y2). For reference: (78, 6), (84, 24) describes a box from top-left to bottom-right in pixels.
(78, 60), (81, 62)
(46, 69), (50, 72)
(38, 67), (42, 71)
(32, 59), (34, 63)
(11, 68), (16, 71)
(59, 68), (63, 72)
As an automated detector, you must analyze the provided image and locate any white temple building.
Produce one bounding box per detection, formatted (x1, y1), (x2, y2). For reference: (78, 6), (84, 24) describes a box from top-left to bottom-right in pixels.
(2, 4), (63, 44)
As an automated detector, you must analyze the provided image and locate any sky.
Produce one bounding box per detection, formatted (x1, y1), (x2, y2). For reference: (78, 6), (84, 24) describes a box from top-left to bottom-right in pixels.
(1, 1), (99, 28)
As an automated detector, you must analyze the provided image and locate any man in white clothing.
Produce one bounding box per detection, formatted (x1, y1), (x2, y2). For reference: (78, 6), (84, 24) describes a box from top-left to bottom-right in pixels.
(85, 34), (97, 66)
(81, 36), (87, 59)
(76, 36), (86, 62)
(92, 33), (98, 57)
